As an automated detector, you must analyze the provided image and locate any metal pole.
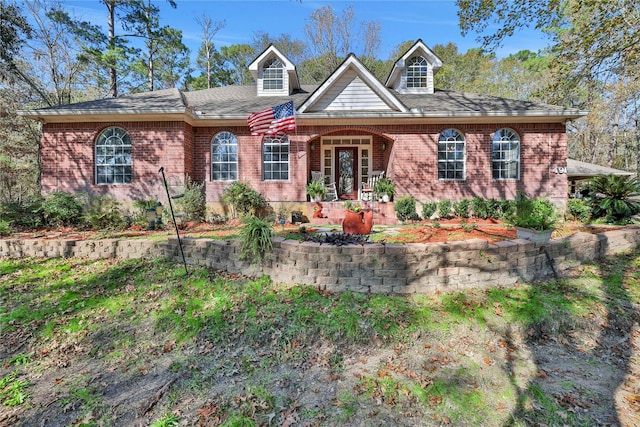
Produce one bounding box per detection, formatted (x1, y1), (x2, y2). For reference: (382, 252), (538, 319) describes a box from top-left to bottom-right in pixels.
(159, 167), (188, 275)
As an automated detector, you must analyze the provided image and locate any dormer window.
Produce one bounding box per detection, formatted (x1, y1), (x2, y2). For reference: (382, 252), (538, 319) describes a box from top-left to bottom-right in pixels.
(406, 56), (428, 89)
(262, 58), (284, 91)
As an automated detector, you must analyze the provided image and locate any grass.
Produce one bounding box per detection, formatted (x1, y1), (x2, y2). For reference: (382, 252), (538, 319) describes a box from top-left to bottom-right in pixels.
(1, 251), (639, 426)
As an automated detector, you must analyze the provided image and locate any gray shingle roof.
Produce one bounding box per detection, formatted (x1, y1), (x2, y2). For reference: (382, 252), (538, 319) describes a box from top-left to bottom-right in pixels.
(21, 84), (585, 122)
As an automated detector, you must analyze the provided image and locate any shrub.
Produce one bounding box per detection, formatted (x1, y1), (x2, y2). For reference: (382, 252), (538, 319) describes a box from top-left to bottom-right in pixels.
(499, 199), (516, 220)
(0, 220), (13, 236)
(0, 198), (44, 229)
(85, 195), (128, 230)
(437, 199), (452, 219)
(222, 182), (267, 218)
(421, 201), (437, 220)
(41, 191), (84, 227)
(588, 175), (640, 222)
(394, 195), (418, 222)
(485, 199), (501, 219)
(175, 175), (206, 222)
(239, 215), (273, 264)
(510, 193), (557, 231)
(470, 197), (488, 219)
(566, 198), (591, 222)
(453, 199), (471, 218)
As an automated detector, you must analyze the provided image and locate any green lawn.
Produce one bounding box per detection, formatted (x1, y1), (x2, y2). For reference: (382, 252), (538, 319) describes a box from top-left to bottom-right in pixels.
(1, 251), (639, 426)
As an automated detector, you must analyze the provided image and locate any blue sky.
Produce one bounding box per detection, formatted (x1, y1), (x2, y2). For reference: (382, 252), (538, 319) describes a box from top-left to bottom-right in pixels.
(62, 0), (550, 60)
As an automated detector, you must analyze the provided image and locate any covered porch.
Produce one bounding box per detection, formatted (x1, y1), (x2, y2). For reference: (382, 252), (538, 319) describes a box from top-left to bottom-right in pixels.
(306, 131), (393, 202)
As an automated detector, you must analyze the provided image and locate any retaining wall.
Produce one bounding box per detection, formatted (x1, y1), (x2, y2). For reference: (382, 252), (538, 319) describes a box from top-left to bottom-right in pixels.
(2, 228), (640, 294)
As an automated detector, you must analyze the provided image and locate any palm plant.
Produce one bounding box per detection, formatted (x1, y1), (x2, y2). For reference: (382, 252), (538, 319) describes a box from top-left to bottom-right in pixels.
(588, 175), (640, 222)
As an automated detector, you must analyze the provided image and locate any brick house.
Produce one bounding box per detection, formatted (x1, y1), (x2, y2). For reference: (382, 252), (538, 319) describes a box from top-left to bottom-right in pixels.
(22, 40), (586, 222)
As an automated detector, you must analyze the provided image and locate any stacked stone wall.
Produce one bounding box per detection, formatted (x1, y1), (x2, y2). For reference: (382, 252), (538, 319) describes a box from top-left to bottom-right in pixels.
(2, 228), (639, 294)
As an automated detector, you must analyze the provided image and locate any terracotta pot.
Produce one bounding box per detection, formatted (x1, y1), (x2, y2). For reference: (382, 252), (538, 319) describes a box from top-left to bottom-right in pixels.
(342, 209), (373, 235)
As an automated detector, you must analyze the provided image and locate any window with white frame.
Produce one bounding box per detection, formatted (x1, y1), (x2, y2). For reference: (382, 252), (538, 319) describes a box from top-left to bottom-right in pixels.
(492, 128), (520, 180)
(263, 134), (289, 180)
(438, 129), (465, 180)
(211, 131), (238, 181)
(262, 58), (284, 91)
(95, 127), (132, 184)
(406, 56), (428, 88)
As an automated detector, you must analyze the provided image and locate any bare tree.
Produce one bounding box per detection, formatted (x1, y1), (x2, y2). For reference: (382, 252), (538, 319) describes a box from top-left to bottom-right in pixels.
(194, 13), (226, 89)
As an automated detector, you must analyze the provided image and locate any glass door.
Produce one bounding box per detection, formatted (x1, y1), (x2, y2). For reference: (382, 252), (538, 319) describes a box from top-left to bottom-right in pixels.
(335, 147), (358, 200)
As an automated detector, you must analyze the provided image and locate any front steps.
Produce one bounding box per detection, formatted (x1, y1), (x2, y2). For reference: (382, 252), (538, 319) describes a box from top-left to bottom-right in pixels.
(306, 201), (398, 226)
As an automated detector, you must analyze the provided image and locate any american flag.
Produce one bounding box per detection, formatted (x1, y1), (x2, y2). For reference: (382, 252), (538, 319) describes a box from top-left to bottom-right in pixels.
(247, 100), (296, 136)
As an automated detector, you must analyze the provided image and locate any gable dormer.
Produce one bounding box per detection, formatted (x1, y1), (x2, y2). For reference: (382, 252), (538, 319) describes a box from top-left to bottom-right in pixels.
(385, 39), (443, 94)
(298, 54), (407, 114)
(248, 45), (300, 96)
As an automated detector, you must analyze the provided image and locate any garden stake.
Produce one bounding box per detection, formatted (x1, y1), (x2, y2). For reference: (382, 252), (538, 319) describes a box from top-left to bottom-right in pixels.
(159, 167), (188, 275)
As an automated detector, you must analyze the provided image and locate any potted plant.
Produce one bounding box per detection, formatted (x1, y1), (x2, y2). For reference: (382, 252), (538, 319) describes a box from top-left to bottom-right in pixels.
(510, 193), (558, 243)
(306, 179), (327, 202)
(373, 177), (396, 202)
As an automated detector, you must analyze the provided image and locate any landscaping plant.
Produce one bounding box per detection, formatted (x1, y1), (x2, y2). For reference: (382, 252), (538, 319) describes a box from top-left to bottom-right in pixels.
(421, 201), (437, 220)
(588, 174), (640, 222)
(222, 181), (267, 218)
(239, 215), (273, 264)
(175, 175), (207, 222)
(394, 195), (419, 222)
(41, 191), (84, 227)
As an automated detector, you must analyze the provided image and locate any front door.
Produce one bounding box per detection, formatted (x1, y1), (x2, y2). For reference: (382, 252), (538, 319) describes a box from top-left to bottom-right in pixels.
(335, 147), (358, 199)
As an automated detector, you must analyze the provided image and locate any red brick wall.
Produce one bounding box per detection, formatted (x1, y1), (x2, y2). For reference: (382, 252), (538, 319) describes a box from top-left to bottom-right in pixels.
(41, 121), (568, 206)
(41, 121), (187, 204)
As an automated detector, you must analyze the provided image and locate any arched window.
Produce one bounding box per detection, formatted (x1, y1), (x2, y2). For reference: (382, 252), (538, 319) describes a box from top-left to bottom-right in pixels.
(406, 56), (428, 88)
(95, 127), (132, 184)
(438, 129), (465, 180)
(211, 131), (238, 181)
(262, 58), (284, 91)
(492, 128), (520, 180)
(263, 134), (289, 180)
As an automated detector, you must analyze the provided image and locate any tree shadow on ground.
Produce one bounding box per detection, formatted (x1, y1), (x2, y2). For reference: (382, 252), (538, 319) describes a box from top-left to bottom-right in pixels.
(503, 250), (640, 426)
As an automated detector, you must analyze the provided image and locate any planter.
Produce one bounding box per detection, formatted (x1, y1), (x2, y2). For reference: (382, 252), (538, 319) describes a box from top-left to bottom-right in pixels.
(342, 209), (373, 235)
(515, 226), (553, 244)
(381, 194), (390, 203)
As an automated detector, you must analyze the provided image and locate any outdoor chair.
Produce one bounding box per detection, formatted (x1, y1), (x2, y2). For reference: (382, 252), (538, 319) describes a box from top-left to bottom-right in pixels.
(360, 170), (384, 201)
(311, 171), (339, 201)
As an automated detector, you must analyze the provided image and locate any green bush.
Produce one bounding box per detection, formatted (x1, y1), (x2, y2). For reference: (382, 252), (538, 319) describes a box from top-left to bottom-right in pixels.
(240, 215), (273, 264)
(0, 198), (44, 229)
(41, 191), (84, 227)
(85, 195), (128, 230)
(470, 197), (488, 219)
(394, 195), (418, 222)
(566, 198), (591, 222)
(510, 193), (557, 231)
(453, 199), (471, 218)
(422, 201), (437, 220)
(588, 175), (640, 222)
(0, 220), (13, 236)
(499, 199), (516, 220)
(438, 199), (452, 219)
(485, 199), (501, 219)
(175, 175), (207, 222)
(222, 182), (267, 218)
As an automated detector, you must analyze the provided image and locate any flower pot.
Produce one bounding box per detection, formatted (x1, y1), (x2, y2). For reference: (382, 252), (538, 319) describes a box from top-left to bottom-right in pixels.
(313, 195), (322, 202)
(382, 194), (390, 202)
(515, 226), (553, 244)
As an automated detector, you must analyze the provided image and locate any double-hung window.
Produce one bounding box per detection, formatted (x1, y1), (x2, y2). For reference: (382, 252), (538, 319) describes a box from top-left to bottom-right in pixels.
(492, 128), (520, 180)
(211, 131), (238, 181)
(263, 134), (289, 180)
(437, 129), (465, 180)
(406, 56), (428, 89)
(95, 127), (132, 184)
(262, 58), (284, 91)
